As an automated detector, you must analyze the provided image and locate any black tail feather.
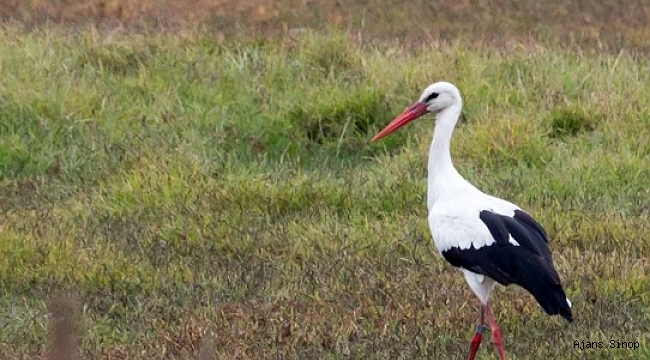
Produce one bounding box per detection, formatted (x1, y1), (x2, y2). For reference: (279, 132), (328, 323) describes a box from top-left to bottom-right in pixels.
(519, 261), (573, 322)
(531, 283), (573, 322)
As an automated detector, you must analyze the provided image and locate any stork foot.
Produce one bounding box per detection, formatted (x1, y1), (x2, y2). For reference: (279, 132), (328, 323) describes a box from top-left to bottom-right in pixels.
(485, 306), (506, 360)
(468, 306), (486, 360)
(467, 324), (485, 360)
(491, 327), (506, 360)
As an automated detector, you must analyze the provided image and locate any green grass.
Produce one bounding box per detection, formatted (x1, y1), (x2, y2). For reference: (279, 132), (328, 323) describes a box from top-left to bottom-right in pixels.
(0, 26), (648, 359)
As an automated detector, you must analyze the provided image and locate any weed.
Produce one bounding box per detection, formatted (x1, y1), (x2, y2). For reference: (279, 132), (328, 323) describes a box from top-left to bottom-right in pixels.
(48, 294), (79, 360)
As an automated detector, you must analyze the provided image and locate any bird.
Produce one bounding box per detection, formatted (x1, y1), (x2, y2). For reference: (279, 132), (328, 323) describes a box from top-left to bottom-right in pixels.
(371, 82), (572, 360)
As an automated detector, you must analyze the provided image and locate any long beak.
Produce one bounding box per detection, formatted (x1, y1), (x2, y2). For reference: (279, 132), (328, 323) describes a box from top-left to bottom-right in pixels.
(372, 102), (429, 141)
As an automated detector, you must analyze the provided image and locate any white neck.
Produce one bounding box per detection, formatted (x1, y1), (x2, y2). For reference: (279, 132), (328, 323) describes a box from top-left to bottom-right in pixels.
(427, 103), (466, 210)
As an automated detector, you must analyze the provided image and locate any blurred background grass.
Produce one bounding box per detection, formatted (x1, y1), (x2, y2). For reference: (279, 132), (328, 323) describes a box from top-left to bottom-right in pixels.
(1, 0), (649, 52)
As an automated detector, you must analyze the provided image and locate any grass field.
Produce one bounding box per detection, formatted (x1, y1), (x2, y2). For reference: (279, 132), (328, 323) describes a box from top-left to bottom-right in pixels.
(0, 2), (649, 360)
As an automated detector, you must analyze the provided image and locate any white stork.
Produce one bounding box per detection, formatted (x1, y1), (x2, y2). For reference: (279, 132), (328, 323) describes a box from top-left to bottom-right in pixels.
(372, 82), (572, 360)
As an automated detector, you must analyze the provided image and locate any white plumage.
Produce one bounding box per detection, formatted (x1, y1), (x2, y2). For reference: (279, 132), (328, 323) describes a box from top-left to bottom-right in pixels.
(428, 195), (519, 252)
(373, 81), (572, 360)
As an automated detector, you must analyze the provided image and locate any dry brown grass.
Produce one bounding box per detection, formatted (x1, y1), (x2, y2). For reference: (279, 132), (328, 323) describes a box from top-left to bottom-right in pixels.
(1, 0), (650, 52)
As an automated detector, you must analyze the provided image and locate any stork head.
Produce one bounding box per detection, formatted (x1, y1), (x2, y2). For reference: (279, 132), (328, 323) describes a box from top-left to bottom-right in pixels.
(372, 82), (462, 141)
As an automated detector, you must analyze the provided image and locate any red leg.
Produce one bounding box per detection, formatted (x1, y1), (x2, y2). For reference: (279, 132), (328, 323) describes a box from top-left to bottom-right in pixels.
(468, 305), (486, 360)
(484, 305), (506, 360)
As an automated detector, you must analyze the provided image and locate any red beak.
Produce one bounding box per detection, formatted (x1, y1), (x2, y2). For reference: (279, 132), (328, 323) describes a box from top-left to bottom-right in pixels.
(372, 102), (429, 141)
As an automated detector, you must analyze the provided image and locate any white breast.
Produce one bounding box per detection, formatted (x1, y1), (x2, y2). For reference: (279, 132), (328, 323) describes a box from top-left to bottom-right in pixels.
(427, 191), (520, 253)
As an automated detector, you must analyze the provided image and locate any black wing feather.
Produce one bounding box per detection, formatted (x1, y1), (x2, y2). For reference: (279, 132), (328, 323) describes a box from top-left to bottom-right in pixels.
(513, 209), (549, 242)
(441, 209), (572, 322)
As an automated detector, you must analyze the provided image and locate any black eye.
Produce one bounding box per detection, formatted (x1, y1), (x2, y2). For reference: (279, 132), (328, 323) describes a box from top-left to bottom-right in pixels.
(425, 92), (439, 102)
